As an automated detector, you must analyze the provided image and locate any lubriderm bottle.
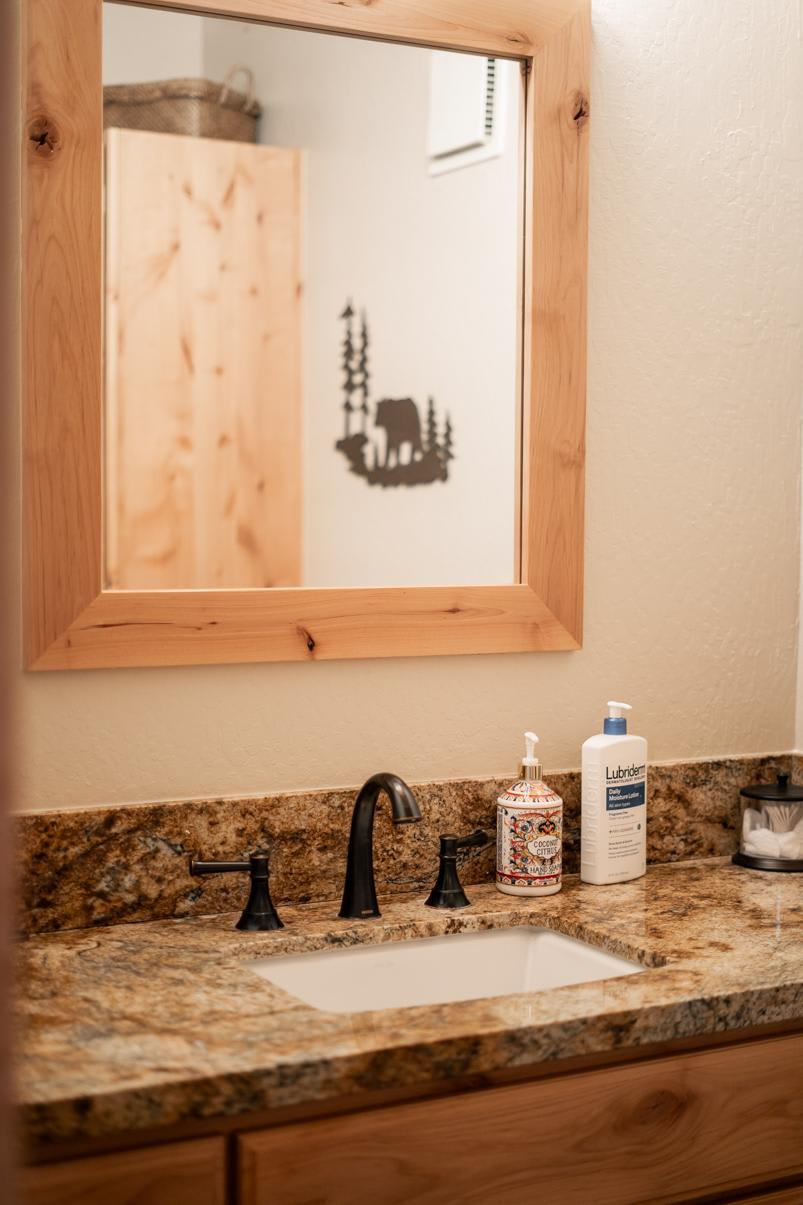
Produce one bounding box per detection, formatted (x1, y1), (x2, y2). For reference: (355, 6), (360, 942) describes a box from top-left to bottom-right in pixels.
(496, 732), (563, 896)
(581, 702), (647, 885)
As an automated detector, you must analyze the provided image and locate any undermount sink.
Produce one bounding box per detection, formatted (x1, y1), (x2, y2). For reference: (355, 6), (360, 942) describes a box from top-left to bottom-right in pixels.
(247, 926), (644, 1014)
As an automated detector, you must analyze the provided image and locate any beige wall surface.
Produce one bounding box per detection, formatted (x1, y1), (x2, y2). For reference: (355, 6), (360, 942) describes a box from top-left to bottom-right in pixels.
(103, 4), (204, 83)
(13, 0), (803, 809)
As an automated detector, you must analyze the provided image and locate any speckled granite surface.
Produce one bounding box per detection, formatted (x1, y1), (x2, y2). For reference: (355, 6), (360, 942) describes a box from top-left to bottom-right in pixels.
(17, 859), (803, 1146)
(16, 754), (792, 934)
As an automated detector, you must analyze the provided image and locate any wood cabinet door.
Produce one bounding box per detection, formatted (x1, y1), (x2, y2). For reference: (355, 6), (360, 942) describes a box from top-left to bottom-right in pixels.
(23, 1136), (226, 1205)
(104, 128), (302, 590)
(237, 1034), (803, 1205)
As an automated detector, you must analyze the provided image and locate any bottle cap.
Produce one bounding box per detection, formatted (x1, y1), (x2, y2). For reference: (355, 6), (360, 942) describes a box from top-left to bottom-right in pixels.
(604, 700), (632, 736)
(522, 731), (542, 781)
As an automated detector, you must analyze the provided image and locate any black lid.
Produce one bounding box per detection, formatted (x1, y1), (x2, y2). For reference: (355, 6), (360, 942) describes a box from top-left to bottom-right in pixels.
(740, 772), (803, 802)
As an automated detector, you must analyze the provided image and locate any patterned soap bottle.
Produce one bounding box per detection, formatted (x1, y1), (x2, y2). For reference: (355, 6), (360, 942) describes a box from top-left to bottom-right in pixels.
(496, 732), (563, 896)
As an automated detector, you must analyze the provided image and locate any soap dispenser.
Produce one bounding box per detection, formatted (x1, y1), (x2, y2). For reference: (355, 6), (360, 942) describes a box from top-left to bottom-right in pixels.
(496, 732), (563, 896)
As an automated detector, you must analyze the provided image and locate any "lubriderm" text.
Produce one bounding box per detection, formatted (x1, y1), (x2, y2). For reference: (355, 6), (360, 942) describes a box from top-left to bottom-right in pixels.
(606, 764), (646, 781)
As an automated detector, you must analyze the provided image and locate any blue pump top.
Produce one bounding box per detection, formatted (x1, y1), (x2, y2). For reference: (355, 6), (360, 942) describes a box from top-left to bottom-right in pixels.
(603, 700), (631, 735)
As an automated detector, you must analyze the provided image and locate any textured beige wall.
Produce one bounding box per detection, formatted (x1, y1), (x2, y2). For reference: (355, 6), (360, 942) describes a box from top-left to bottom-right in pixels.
(14, 0), (803, 809)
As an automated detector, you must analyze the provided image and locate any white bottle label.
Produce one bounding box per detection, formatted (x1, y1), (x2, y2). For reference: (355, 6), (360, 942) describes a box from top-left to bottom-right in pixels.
(604, 761), (646, 867)
(496, 803), (562, 889)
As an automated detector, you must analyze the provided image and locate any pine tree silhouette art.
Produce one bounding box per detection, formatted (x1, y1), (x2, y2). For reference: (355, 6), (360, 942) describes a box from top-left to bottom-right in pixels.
(425, 396), (438, 452)
(440, 415), (454, 463)
(340, 300), (356, 439)
(357, 312), (370, 434)
(334, 299), (456, 487)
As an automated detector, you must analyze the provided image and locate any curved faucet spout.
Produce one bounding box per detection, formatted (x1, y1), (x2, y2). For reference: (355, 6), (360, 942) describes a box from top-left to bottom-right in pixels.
(339, 773), (422, 919)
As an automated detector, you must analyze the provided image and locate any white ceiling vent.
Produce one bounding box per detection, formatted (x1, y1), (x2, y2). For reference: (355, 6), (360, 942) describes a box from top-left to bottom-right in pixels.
(427, 52), (509, 176)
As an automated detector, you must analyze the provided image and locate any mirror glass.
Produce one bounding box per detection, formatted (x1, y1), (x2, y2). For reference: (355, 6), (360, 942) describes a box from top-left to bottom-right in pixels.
(102, 3), (524, 589)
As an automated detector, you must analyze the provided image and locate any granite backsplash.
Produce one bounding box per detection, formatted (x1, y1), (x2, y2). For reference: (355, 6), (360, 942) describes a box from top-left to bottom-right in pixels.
(16, 753), (793, 935)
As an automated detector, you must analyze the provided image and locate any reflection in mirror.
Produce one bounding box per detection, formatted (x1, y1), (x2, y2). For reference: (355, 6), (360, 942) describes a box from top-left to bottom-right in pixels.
(102, 4), (523, 590)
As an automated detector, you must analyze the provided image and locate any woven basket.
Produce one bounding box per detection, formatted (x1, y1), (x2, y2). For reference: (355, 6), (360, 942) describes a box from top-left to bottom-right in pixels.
(103, 66), (261, 143)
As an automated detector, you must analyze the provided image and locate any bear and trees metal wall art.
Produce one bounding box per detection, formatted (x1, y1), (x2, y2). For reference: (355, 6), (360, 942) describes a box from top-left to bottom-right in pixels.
(334, 301), (455, 487)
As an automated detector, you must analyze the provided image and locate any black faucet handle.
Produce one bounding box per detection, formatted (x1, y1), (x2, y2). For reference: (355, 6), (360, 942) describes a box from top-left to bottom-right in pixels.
(190, 847), (271, 874)
(425, 829), (489, 910)
(189, 856), (250, 875)
(189, 849), (284, 931)
(453, 829), (489, 853)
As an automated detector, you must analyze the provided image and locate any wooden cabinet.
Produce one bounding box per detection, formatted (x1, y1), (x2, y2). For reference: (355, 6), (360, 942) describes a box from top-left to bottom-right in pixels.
(22, 1136), (226, 1205)
(237, 1034), (803, 1205)
(23, 1034), (803, 1205)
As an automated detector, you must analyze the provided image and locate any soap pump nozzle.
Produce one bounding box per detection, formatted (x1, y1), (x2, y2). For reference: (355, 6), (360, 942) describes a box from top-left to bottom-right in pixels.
(604, 700), (632, 736)
(522, 731), (542, 781)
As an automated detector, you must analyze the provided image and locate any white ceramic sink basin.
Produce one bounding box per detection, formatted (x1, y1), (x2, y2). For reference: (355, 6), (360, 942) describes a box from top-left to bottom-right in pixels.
(248, 926), (643, 1013)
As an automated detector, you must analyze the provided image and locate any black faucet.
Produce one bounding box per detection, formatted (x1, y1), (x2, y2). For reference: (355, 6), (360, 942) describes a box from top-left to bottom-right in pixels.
(339, 772), (422, 919)
(189, 849), (284, 931)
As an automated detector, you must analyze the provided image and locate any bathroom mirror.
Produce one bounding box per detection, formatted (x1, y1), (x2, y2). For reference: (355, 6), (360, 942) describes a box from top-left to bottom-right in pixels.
(102, 4), (523, 590)
(23, 0), (589, 667)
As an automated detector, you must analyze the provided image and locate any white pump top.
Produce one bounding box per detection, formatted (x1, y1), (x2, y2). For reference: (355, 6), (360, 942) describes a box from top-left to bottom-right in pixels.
(607, 701), (632, 718)
(522, 731), (541, 780)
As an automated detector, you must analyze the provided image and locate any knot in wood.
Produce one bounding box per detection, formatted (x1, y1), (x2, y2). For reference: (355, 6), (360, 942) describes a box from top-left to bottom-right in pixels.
(570, 91), (589, 131)
(27, 116), (61, 158)
(638, 1088), (688, 1127)
(297, 626), (316, 654)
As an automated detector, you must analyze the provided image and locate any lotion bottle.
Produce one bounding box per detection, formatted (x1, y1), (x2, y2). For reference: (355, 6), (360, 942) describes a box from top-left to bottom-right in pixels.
(581, 702), (647, 885)
(496, 732), (563, 896)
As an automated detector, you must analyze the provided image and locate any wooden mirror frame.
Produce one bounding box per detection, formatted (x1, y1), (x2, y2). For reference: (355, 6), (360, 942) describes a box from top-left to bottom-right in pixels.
(23, 0), (589, 669)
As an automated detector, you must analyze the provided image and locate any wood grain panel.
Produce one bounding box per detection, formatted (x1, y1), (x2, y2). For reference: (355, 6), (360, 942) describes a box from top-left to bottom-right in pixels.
(23, 0), (102, 665)
(522, 7), (589, 643)
(23, 1137), (226, 1205)
(32, 582), (575, 669)
(143, 0), (587, 57)
(237, 1034), (803, 1205)
(104, 129), (301, 589)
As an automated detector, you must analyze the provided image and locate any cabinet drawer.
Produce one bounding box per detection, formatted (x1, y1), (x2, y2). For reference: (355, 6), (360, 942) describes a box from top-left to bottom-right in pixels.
(237, 1034), (803, 1205)
(23, 1136), (226, 1205)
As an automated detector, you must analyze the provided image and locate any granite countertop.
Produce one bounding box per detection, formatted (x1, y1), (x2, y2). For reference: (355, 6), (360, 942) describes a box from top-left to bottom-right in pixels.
(17, 859), (803, 1147)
